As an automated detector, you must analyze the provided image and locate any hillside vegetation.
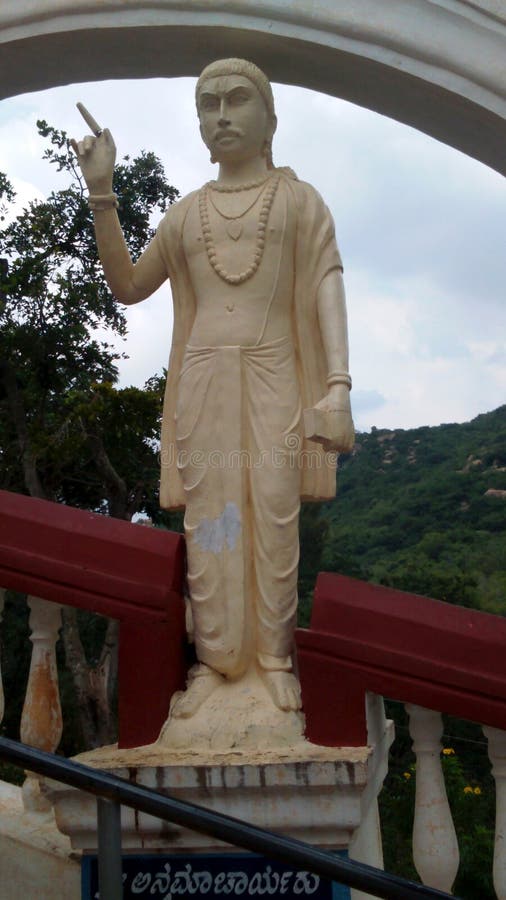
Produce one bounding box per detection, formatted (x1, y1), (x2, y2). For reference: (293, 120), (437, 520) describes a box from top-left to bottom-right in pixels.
(299, 404), (506, 621)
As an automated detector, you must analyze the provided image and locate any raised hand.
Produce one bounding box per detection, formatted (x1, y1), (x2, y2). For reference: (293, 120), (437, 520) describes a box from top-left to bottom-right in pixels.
(70, 103), (116, 193)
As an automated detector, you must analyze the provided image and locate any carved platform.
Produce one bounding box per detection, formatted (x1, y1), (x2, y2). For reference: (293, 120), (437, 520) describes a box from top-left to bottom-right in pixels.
(43, 731), (393, 854)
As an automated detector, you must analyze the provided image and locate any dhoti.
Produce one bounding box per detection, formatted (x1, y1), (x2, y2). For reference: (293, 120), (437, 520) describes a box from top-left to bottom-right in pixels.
(176, 335), (302, 678)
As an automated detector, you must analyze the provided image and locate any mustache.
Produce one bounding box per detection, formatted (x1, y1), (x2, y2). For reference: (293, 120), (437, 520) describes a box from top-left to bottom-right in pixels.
(214, 127), (244, 140)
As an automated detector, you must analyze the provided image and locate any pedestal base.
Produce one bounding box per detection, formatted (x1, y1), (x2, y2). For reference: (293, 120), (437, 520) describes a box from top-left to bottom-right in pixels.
(44, 741), (378, 853)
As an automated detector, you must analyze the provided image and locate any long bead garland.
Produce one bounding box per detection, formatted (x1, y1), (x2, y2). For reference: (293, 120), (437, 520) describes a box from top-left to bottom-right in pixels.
(199, 174), (280, 286)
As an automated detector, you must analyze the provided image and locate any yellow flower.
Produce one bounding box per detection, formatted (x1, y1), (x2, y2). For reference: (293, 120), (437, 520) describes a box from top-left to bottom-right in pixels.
(403, 772), (411, 780)
(464, 786), (473, 794)
(442, 748), (455, 756)
(474, 787), (482, 795)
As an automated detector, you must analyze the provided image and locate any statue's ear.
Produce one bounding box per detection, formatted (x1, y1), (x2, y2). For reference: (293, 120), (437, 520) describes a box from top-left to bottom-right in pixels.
(270, 114), (278, 138)
(199, 121), (216, 163)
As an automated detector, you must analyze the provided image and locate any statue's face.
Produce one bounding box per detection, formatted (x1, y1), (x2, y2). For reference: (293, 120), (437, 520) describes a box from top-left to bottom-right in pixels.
(197, 74), (273, 164)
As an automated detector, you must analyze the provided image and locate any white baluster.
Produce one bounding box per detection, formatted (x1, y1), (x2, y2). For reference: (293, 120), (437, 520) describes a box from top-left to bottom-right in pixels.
(483, 725), (506, 900)
(350, 801), (384, 900)
(406, 703), (459, 892)
(0, 588), (5, 725)
(20, 597), (63, 752)
(350, 694), (389, 900)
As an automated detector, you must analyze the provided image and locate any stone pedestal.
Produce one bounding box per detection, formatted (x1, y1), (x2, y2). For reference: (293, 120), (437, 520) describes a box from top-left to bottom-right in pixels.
(44, 728), (394, 855)
(42, 703), (394, 900)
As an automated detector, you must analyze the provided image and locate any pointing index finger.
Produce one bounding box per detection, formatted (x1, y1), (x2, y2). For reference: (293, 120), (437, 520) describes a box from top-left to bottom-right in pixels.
(76, 102), (103, 137)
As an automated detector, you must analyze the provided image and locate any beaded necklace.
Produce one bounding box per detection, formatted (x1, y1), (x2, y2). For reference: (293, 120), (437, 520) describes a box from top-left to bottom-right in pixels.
(207, 186), (264, 221)
(199, 174), (280, 286)
(207, 174), (270, 193)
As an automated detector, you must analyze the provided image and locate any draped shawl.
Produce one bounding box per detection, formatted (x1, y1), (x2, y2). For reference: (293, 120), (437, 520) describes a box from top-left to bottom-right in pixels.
(155, 172), (343, 509)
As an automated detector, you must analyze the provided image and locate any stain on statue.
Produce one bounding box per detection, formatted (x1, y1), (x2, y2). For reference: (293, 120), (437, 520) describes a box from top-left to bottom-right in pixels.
(72, 59), (354, 749)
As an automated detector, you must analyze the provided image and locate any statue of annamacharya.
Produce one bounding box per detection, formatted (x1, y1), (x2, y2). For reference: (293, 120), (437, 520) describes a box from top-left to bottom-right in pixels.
(72, 59), (354, 741)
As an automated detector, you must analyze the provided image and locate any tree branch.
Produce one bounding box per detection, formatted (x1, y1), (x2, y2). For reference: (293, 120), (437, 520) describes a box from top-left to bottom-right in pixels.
(85, 428), (128, 519)
(0, 359), (48, 500)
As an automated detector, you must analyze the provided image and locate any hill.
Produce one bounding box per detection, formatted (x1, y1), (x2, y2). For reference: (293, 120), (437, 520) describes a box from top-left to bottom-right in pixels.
(299, 405), (506, 620)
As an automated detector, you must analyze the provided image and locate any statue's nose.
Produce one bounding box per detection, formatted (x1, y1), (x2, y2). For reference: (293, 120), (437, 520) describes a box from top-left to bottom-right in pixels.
(218, 98), (230, 126)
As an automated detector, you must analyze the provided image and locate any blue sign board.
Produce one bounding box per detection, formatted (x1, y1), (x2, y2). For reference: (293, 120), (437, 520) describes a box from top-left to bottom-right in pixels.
(82, 851), (351, 899)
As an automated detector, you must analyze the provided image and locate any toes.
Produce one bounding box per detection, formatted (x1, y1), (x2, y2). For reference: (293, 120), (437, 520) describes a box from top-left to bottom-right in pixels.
(279, 687), (300, 712)
(261, 670), (302, 712)
(170, 693), (192, 719)
(290, 687), (302, 711)
(277, 689), (290, 711)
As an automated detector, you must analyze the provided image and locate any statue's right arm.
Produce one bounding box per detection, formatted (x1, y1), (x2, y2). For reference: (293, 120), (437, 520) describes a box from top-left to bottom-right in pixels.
(71, 127), (167, 305)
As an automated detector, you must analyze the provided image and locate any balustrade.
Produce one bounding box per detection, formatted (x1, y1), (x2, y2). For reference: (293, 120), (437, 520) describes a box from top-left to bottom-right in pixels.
(349, 693), (388, 900)
(406, 704), (459, 893)
(20, 596), (62, 753)
(1, 495), (505, 896)
(11, 595), (63, 812)
(0, 590), (505, 896)
(351, 696), (506, 899)
(2, 596), (506, 897)
(0, 489), (186, 748)
(298, 573), (506, 898)
(484, 725), (506, 900)
(390, 706), (506, 899)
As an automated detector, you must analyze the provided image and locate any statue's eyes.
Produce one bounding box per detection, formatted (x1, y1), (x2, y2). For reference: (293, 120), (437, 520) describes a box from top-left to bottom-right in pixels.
(200, 97), (220, 111)
(228, 91), (250, 105)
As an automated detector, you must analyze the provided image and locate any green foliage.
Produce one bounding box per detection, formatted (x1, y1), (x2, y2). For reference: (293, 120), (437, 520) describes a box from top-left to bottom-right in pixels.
(59, 377), (166, 518)
(0, 594), (31, 741)
(315, 407), (506, 616)
(298, 505), (329, 626)
(0, 121), (179, 752)
(0, 761), (24, 786)
(378, 762), (418, 883)
(0, 120), (178, 509)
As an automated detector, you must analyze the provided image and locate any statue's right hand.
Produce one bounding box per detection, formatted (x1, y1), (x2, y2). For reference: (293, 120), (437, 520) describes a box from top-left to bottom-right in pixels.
(70, 128), (116, 194)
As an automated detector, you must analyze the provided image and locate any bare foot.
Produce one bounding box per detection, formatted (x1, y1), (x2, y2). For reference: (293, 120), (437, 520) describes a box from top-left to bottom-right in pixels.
(170, 664), (224, 719)
(260, 669), (302, 712)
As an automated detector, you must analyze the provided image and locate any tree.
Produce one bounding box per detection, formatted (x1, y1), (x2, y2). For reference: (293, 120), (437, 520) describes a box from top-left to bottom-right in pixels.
(0, 121), (179, 748)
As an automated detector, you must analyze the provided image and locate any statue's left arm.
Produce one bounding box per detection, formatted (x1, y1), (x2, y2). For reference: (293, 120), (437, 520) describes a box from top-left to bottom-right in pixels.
(290, 176), (354, 455)
(312, 268), (355, 452)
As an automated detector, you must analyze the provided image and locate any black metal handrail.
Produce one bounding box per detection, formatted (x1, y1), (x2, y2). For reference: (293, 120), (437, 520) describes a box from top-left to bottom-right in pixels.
(0, 736), (460, 900)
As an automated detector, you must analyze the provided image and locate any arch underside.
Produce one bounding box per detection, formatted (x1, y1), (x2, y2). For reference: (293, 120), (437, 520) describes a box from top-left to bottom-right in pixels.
(1, 2), (505, 175)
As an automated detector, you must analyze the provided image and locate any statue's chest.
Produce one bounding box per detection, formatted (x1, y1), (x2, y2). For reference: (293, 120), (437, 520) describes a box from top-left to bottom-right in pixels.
(183, 187), (294, 277)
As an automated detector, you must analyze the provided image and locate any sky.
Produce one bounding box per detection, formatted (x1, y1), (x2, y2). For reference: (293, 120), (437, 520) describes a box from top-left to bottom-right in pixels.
(0, 76), (505, 433)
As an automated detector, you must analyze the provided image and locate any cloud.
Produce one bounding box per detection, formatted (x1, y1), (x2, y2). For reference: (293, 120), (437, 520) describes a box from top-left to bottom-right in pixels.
(487, 349), (506, 367)
(352, 390), (386, 413)
(119, 286), (173, 387)
(274, 85), (506, 310)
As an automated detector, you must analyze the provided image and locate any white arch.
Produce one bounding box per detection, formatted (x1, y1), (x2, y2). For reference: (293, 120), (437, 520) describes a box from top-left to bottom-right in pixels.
(1, 1), (505, 174)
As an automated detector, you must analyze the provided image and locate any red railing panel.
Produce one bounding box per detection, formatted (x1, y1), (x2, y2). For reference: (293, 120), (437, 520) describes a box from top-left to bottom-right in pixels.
(0, 490), (188, 747)
(297, 573), (506, 747)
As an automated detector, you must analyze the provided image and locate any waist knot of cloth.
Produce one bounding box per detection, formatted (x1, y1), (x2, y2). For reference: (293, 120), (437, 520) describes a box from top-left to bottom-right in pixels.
(176, 335), (302, 455)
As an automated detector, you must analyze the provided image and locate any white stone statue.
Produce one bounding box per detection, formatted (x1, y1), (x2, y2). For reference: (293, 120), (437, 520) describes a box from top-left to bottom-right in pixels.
(72, 59), (354, 747)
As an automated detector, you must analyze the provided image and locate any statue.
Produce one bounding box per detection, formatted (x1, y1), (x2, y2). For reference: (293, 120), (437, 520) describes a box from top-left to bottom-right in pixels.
(72, 59), (354, 745)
